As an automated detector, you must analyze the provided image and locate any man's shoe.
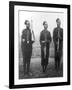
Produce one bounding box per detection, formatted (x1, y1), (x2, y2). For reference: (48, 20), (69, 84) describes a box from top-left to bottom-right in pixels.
(27, 72), (33, 76)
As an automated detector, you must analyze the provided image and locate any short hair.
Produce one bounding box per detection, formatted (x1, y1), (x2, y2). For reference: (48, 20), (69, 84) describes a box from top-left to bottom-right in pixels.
(43, 21), (47, 25)
(56, 18), (60, 22)
(24, 20), (29, 25)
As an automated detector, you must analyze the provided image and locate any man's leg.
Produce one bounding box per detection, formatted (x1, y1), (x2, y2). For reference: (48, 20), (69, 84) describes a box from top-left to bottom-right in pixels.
(58, 52), (61, 70)
(23, 56), (26, 75)
(27, 58), (30, 73)
(44, 57), (48, 72)
(55, 55), (58, 70)
(55, 46), (58, 70)
(27, 58), (33, 76)
(42, 65), (45, 72)
(41, 58), (45, 72)
(44, 64), (47, 72)
(58, 59), (60, 70)
(45, 47), (49, 72)
(41, 47), (45, 72)
(55, 58), (57, 69)
(22, 47), (27, 75)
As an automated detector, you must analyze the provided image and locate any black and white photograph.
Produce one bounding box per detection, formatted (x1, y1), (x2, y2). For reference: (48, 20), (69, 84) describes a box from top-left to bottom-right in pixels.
(19, 9), (63, 79)
(9, 1), (70, 89)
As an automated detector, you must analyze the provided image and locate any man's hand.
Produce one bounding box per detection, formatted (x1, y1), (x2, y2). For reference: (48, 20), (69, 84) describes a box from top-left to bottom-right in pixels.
(41, 40), (50, 43)
(27, 41), (29, 44)
(22, 39), (25, 42)
(41, 41), (45, 43)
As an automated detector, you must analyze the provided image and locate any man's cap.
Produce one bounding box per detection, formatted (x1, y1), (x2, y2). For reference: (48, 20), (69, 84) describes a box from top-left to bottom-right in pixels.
(56, 18), (60, 22)
(43, 21), (47, 25)
(24, 20), (29, 25)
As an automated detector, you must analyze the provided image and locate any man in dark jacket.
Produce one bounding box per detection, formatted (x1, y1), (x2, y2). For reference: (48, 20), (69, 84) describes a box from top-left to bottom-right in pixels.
(21, 20), (35, 75)
(40, 21), (51, 72)
(53, 18), (63, 71)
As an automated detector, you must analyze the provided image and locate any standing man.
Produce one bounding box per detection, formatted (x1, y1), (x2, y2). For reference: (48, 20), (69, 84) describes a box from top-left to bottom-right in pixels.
(21, 20), (35, 75)
(40, 21), (51, 72)
(53, 18), (63, 71)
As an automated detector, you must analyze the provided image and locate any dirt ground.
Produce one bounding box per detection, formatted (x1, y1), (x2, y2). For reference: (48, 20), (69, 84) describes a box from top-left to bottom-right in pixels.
(19, 57), (63, 79)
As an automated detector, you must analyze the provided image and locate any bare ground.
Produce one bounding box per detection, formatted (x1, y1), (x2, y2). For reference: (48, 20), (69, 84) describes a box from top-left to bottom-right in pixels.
(19, 57), (63, 79)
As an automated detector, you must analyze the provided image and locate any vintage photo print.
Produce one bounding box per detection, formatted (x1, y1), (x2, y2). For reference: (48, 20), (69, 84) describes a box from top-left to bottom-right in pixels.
(19, 9), (63, 79)
(14, 5), (67, 85)
(8, 2), (70, 88)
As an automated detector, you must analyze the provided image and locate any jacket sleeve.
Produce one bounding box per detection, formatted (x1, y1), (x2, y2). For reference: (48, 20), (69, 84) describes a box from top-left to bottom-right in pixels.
(31, 30), (35, 44)
(49, 32), (52, 43)
(53, 29), (57, 44)
(40, 32), (42, 45)
(21, 30), (25, 43)
(60, 29), (63, 41)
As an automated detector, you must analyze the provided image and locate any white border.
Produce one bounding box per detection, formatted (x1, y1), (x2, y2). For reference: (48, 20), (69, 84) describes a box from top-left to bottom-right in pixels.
(14, 5), (67, 85)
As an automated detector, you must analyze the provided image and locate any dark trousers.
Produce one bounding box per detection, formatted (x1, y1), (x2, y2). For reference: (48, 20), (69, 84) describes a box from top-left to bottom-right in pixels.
(55, 45), (62, 70)
(41, 45), (49, 72)
(23, 56), (31, 73)
(55, 51), (60, 70)
(21, 43), (32, 74)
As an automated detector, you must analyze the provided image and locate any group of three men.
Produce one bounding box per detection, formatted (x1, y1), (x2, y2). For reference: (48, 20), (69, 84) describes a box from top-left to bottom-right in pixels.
(21, 18), (63, 75)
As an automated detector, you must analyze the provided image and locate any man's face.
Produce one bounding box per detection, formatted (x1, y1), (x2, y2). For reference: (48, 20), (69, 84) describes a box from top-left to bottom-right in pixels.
(26, 21), (30, 28)
(57, 19), (61, 27)
(44, 22), (48, 29)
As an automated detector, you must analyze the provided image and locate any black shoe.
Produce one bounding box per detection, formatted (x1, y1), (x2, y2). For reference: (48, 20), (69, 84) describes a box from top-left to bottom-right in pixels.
(27, 72), (33, 76)
(45, 65), (47, 72)
(43, 69), (45, 73)
(24, 72), (26, 76)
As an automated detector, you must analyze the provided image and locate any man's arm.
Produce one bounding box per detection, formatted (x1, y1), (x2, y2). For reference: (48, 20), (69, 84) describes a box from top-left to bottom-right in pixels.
(21, 30), (25, 43)
(53, 29), (57, 44)
(60, 29), (63, 41)
(40, 32), (44, 45)
(31, 30), (35, 44)
(49, 32), (52, 43)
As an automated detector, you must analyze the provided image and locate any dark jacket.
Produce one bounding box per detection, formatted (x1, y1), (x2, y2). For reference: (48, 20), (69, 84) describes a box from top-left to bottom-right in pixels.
(40, 29), (51, 47)
(40, 29), (51, 65)
(53, 27), (63, 51)
(21, 28), (34, 57)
